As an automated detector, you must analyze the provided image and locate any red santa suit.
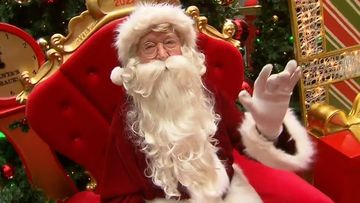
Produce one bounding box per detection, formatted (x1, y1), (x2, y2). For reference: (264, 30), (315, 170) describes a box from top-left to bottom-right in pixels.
(98, 83), (333, 203)
(101, 3), (334, 203)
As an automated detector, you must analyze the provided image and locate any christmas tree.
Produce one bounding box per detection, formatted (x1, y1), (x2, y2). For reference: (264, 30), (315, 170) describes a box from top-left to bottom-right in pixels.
(0, 131), (50, 202)
(248, 0), (300, 113)
(249, 0), (294, 80)
(0, 0), (86, 39)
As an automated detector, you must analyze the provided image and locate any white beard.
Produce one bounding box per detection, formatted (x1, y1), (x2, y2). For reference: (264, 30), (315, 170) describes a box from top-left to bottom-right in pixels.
(122, 54), (229, 199)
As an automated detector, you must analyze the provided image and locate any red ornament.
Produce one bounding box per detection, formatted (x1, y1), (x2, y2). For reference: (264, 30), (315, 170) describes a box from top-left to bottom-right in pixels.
(21, 117), (27, 125)
(1, 164), (14, 180)
(46, 0), (56, 4)
(244, 0), (258, 6)
(232, 19), (249, 42)
(255, 29), (261, 36)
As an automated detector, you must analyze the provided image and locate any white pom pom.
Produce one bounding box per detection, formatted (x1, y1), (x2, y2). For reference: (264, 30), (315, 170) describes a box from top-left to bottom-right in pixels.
(110, 66), (124, 86)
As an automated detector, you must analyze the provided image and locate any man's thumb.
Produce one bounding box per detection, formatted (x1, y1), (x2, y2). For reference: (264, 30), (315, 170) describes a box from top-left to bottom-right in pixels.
(238, 90), (254, 112)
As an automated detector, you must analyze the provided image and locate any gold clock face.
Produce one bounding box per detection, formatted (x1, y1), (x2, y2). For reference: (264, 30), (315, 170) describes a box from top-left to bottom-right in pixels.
(0, 31), (39, 98)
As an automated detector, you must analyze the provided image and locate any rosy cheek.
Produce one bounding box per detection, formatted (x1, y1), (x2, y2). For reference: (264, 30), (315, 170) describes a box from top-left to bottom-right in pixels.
(138, 54), (150, 64)
(169, 46), (182, 56)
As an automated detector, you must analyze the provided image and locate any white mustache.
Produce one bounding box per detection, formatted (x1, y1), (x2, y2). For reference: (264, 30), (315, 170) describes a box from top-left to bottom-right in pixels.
(126, 55), (200, 98)
(140, 55), (195, 72)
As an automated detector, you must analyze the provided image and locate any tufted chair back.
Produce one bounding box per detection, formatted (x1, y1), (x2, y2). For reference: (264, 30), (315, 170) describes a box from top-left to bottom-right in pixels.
(25, 16), (244, 202)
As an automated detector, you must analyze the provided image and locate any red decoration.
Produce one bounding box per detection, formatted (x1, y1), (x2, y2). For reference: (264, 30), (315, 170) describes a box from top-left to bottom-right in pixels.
(232, 19), (249, 42)
(255, 29), (261, 36)
(46, 0), (56, 4)
(244, 0), (258, 6)
(21, 117), (27, 125)
(314, 130), (360, 203)
(1, 164), (14, 180)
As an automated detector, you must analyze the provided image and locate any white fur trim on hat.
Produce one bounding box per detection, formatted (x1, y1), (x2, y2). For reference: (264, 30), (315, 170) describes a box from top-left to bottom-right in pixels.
(239, 109), (315, 171)
(110, 66), (124, 86)
(114, 3), (196, 65)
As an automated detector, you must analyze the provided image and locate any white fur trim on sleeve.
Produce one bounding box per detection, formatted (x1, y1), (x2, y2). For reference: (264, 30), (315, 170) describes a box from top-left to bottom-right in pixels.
(239, 109), (315, 171)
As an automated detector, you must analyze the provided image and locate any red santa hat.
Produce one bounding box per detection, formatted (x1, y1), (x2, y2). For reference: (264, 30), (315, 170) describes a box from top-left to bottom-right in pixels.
(114, 3), (196, 65)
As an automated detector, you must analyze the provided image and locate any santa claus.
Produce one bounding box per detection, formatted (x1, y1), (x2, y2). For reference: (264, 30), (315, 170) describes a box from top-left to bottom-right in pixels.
(108, 2), (333, 203)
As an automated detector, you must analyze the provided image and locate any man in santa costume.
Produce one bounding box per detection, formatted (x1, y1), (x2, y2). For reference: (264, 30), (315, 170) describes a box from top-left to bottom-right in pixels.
(107, 2), (334, 203)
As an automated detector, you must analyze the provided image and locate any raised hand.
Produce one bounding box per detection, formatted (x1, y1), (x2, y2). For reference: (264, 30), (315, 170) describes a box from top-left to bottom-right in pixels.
(238, 60), (301, 140)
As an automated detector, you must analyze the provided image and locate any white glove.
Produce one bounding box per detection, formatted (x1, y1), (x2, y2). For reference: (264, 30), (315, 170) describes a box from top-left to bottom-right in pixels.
(238, 60), (301, 140)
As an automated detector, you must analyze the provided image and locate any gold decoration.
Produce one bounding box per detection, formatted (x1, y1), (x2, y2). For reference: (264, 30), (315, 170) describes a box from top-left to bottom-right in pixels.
(85, 171), (97, 191)
(217, 0), (234, 6)
(186, 6), (240, 48)
(272, 15), (279, 22)
(16, 49), (63, 104)
(289, 0), (324, 59)
(14, 0), (31, 5)
(308, 93), (360, 142)
(288, 0), (360, 126)
(222, 19), (236, 39)
(37, 38), (50, 52)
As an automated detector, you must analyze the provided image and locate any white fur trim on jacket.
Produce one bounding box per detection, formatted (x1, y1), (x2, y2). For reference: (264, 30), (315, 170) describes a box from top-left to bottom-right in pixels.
(239, 109), (315, 171)
(114, 3), (196, 65)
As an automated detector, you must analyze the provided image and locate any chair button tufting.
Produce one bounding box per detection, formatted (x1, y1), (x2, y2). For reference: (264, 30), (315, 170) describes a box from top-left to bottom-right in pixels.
(87, 67), (98, 76)
(60, 100), (70, 111)
(70, 132), (81, 143)
(73, 137), (81, 143)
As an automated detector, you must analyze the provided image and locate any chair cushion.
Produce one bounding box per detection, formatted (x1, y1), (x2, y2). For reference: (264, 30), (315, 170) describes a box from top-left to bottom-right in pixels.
(59, 191), (100, 203)
(26, 19), (128, 188)
(197, 32), (244, 101)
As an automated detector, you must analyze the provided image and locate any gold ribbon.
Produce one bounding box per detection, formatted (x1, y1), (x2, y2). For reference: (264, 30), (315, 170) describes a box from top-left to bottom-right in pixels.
(308, 93), (360, 142)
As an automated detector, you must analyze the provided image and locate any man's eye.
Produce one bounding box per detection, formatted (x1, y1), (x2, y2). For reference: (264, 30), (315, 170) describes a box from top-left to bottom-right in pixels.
(164, 39), (178, 49)
(144, 44), (155, 49)
(164, 40), (176, 44)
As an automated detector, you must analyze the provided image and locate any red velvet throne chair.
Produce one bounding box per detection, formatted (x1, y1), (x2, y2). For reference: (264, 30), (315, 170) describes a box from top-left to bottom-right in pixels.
(20, 2), (246, 202)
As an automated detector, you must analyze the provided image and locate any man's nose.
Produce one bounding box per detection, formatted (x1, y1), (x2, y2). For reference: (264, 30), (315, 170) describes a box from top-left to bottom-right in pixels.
(156, 43), (169, 61)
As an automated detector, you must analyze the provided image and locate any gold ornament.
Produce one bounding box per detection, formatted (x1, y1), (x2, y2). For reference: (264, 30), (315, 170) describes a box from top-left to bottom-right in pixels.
(85, 171), (97, 191)
(86, 181), (97, 191)
(37, 38), (50, 52)
(14, 0), (32, 5)
(272, 15), (279, 22)
(218, 0), (234, 6)
(308, 93), (360, 142)
(222, 19), (236, 39)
